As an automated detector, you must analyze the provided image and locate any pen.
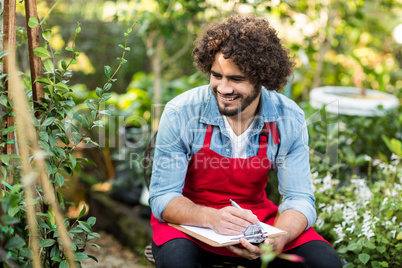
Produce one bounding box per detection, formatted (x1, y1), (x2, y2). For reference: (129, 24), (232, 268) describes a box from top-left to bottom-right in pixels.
(229, 199), (244, 210)
(229, 199), (262, 227)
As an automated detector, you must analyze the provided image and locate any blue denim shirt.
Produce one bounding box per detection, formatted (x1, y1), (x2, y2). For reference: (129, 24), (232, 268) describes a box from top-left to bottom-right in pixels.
(149, 85), (316, 229)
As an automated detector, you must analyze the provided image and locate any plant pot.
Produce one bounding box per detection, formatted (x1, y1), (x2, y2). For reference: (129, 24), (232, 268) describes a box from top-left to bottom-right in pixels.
(309, 86), (399, 116)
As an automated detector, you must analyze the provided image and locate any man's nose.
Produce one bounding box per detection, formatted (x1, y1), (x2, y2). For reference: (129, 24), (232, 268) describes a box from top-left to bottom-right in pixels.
(217, 79), (234, 95)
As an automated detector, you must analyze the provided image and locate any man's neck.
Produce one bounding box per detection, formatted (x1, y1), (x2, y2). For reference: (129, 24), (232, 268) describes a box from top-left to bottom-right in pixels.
(225, 99), (260, 136)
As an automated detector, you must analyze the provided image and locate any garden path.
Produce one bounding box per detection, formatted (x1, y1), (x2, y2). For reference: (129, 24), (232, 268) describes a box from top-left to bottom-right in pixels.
(81, 231), (154, 268)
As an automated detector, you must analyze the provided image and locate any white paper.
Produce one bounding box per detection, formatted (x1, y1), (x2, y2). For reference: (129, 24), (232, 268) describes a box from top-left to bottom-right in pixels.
(180, 222), (284, 244)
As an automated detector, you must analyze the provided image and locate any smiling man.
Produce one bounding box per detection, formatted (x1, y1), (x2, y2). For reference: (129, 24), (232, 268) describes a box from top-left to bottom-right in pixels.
(149, 15), (342, 267)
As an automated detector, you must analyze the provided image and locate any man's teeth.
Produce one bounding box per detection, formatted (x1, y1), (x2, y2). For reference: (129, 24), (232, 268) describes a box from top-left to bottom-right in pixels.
(222, 97), (235, 101)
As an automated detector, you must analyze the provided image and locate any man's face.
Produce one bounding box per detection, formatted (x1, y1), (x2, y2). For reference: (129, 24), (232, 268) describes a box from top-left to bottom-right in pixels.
(210, 53), (261, 118)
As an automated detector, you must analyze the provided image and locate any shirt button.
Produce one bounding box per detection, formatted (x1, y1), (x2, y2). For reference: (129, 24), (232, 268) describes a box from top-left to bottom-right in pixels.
(226, 149), (230, 153)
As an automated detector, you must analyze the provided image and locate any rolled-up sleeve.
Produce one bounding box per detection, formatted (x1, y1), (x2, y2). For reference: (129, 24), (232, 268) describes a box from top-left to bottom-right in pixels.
(277, 119), (316, 230)
(148, 106), (189, 222)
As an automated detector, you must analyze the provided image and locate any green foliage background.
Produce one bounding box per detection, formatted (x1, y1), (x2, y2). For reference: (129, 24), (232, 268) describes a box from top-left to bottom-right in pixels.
(1, 0), (402, 267)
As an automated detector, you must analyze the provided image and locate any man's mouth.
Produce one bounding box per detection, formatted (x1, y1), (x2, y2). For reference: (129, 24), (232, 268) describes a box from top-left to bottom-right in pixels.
(222, 97), (237, 101)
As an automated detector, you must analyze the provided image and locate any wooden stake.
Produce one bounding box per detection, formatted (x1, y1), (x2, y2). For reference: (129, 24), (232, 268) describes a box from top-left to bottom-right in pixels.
(24, 0), (44, 117)
(2, 0), (17, 184)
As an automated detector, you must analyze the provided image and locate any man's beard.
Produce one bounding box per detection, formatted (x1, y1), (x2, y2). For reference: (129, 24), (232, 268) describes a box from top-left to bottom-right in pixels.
(213, 85), (261, 117)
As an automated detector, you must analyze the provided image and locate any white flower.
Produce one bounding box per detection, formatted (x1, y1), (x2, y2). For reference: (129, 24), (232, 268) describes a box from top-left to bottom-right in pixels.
(333, 203), (344, 211)
(391, 153), (398, 160)
(361, 211), (375, 240)
(351, 178), (372, 202)
(346, 223), (356, 233)
(316, 217), (324, 230)
(364, 155), (372, 161)
(382, 197), (389, 206)
(317, 173), (333, 193)
(384, 221), (392, 228)
(343, 205), (358, 225)
(372, 159), (381, 167)
(333, 224), (345, 243)
(391, 230), (397, 238)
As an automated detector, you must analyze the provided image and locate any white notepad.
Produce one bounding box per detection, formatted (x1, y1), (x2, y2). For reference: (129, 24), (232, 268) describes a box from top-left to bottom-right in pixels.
(170, 222), (286, 246)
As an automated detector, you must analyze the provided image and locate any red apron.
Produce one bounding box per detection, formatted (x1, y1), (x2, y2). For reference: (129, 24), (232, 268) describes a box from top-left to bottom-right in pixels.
(151, 122), (328, 257)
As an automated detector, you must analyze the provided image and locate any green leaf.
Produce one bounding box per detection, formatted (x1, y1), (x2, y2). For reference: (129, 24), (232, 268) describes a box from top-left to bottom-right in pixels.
(95, 87), (103, 97)
(61, 60), (68, 70)
(397, 232), (402, 240)
(87, 216), (96, 226)
(34, 77), (52, 85)
(34, 47), (51, 59)
(88, 232), (101, 239)
(74, 252), (89, 261)
(40, 239), (56, 248)
(100, 93), (112, 102)
(2, 126), (15, 135)
(104, 83), (112, 92)
(85, 99), (97, 111)
(42, 29), (52, 41)
(69, 154), (77, 169)
(78, 203), (86, 220)
(364, 242), (376, 249)
(78, 221), (92, 233)
(28, 16), (39, 28)
(65, 46), (74, 52)
(104, 65), (112, 78)
(358, 253), (370, 264)
(55, 82), (69, 92)
(5, 237), (26, 250)
(92, 120), (104, 128)
(9, 206), (20, 217)
(0, 50), (9, 59)
(88, 255), (99, 262)
(59, 260), (69, 268)
(42, 117), (55, 126)
(55, 173), (65, 187)
(377, 246), (386, 253)
(1, 215), (20, 225)
(44, 59), (55, 73)
(88, 243), (101, 251)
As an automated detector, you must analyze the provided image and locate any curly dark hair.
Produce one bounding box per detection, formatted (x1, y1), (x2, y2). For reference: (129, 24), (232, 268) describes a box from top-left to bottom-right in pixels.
(193, 15), (294, 91)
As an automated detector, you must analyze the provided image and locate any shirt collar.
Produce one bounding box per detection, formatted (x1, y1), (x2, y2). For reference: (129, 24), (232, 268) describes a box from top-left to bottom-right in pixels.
(200, 85), (280, 128)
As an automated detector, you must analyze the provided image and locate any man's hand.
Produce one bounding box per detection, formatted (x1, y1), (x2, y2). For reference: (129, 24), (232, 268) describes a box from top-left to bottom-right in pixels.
(227, 233), (289, 260)
(264, 233), (289, 253)
(209, 206), (259, 235)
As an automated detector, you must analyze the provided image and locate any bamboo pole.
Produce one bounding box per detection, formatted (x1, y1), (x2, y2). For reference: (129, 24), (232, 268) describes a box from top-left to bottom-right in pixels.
(2, 0), (16, 184)
(24, 0), (44, 117)
(7, 46), (42, 268)
(9, 50), (77, 268)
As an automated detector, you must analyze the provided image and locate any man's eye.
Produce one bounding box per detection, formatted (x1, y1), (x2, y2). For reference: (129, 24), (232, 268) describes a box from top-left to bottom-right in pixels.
(212, 73), (222, 78)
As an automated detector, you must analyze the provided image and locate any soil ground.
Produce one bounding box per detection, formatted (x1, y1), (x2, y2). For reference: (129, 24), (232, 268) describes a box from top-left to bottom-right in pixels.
(81, 231), (154, 268)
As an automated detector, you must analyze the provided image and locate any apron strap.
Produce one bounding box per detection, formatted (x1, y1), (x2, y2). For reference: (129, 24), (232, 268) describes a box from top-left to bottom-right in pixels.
(269, 122), (280, 144)
(203, 125), (214, 149)
(258, 123), (269, 156)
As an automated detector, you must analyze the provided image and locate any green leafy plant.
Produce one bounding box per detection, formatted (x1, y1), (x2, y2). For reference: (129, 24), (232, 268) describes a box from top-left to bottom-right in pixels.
(312, 141), (402, 267)
(0, 4), (134, 267)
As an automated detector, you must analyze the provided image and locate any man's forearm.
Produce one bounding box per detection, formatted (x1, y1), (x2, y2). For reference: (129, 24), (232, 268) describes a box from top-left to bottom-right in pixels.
(162, 196), (215, 228)
(274, 209), (308, 244)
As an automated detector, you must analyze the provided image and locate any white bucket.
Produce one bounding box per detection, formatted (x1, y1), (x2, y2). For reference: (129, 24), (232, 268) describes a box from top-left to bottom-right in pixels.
(309, 86), (399, 116)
